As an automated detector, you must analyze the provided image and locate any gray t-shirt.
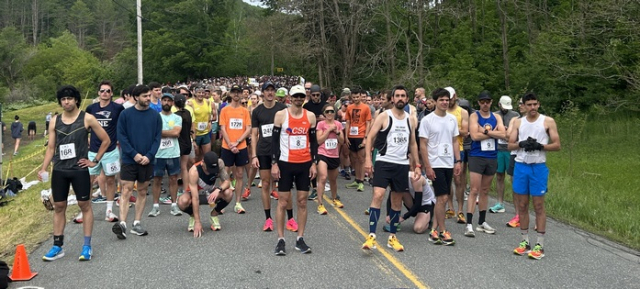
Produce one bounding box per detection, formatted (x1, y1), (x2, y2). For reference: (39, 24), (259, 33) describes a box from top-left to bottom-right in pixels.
(495, 109), (520, 150)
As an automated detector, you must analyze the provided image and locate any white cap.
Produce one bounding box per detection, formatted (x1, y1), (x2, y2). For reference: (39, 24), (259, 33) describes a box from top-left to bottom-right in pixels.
(499, 95), (513, 110)
(219, 86), (227, 92)
(289, 85), (306, 97)
(254, 91), (262, 96)
(444, 87), (456, 99)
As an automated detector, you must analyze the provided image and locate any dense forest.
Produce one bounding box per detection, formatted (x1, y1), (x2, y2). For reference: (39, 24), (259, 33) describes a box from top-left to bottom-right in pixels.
(1, 0), (639, 113)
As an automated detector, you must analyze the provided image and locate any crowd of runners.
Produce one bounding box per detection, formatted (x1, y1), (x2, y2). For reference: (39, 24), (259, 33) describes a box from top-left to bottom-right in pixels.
(37, 76), (560, 261)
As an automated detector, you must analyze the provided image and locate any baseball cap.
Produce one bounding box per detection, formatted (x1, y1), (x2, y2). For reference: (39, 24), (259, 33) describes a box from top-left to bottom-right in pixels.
(478, 91), (492, 101)
(444, 87), (456, 99)
(276, 87), (288, 98)
(254, 90), (262, 96)
(174, 94), (186, 107)
(230, 85), (242, 92)
(219, 86), (227, 92)
(289, 85), (306, 97)
(161, 93), (174, 100)
(203, 152), (220, 176)
(499, 95), (513, 109)
(262, 81), (276, 91)
(310, 84), (321, 93)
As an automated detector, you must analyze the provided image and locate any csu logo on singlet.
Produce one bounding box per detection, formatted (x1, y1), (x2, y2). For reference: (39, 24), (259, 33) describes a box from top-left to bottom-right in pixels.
(286, 127), (308, 135)
(95, 111), (112, 127)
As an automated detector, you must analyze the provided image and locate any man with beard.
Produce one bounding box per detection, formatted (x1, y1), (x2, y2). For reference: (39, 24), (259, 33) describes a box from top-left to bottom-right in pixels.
(113, 85), (162, 239)
(362, 85), (420, 252)
(148, 93), (183, 218)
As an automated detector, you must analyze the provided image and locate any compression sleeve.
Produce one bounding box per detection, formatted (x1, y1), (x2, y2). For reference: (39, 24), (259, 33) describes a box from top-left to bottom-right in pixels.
(403, 192), (423, 220)
(272, 126), (281, 162)
(309, 127), (318, 160)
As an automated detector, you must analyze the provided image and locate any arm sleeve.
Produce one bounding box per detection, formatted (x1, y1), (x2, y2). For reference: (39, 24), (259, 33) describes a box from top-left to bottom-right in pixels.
(271, 126), (281, 162)
(403, 192), (423, 220)
(309, 127), (318, 160)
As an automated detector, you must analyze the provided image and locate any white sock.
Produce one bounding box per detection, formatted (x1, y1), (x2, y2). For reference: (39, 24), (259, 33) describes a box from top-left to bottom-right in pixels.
(133, 220), (140, 226)
(106, 201), (114, 212)
(171, 203), (177, 207)
(153, 203), (159, 208)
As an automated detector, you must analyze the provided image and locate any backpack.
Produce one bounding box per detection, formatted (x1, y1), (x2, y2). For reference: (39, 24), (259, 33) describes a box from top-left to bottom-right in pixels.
(0, 260), (9, 289)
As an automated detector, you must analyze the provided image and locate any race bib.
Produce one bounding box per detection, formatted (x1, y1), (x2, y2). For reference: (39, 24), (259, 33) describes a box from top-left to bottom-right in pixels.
(525, 150), (540, 157)
(349, 126), (359, 135)
(437, 143), (452, 158)
(197, 122), (207, 131)
(261, 124), (274, 137)
(481, 139), (496, 151)
(498, 138), (507, 145)
(104, 161), (121, 175)
(160, 138), (174, 149)
(324, 138), (338, 149)
(290, 135), (307, 150)
(229, 118), (243, 130)
(391, 132), (408, 146)
(59, 143), (76, 160)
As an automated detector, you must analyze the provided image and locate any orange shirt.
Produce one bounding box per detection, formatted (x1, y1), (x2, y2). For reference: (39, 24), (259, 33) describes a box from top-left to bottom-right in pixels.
(345, 103), (372, 138)
(280, 109), (311, 163)
(219, 105), (251, 150)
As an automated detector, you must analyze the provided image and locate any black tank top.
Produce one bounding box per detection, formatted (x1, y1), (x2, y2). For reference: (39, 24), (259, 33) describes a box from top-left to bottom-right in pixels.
(196, 164), (218, 194)
(53, 111), (89, 170)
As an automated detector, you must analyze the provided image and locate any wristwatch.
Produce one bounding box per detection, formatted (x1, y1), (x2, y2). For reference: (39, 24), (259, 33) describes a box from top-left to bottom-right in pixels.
(483, 129), (488, 135)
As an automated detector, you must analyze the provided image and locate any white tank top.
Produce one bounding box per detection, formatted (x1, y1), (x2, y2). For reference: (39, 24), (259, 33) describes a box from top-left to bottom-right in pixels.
(515, 115), (548, 164)
(376, 110), (411, 165)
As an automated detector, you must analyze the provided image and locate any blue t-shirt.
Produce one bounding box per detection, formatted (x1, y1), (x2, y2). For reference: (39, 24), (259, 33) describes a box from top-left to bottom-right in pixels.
(117, 107), (162, 165)
(86, 101), (124, 152)
(149, 99), (162, 113)
(156, 113), (182, 159)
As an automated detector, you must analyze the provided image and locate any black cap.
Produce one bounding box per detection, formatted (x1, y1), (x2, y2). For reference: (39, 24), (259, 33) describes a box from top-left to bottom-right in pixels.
(230, 85), (242, 92)
(174, 94), (186, 108)
(310, 84), (321, 93)
(478, 91), (492, 101)
(203, 152), (220, 176)
(262, 81), (276, 91)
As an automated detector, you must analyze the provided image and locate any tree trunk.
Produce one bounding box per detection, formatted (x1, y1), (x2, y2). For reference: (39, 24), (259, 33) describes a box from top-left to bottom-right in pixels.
(31, 0), (38, 45)
(417, 0), (424, 86)
(498, 0), (510, 90)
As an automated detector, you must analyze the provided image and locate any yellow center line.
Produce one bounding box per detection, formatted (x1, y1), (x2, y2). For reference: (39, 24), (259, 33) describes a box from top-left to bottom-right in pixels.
(323, 195), (430, 289)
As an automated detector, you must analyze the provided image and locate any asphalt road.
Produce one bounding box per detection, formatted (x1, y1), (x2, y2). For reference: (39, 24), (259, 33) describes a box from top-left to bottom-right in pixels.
(9, 175), (640, 289)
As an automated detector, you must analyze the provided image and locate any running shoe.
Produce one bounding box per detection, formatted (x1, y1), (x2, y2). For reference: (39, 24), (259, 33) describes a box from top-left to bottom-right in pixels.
(91, 195), (106, 204)
(387, 235), (404, 252)
(241, 188), (251, 201)
(456, 212), (466, 224)
(286, 218), (298, 232)
(129, 195), (137, 202)
(275, 239), (286, 256)
(308, 189), (317, 200)
(361, 234), (377, 250)
(489, 203), (506, 213)
(445, 209), (455, 219)
(130, 223), (148, 236)
(148, 206), (161, 217)
(295, 238), (312, 254)
(317, 204), (328, 215)
(263, 218), (274, 231)
(160, 196), (172, 205)
(105, 210), (118, 222)
(170, 206), (183, 216)
(441, 231), (455, 246)
(78, 245), (92, 261)
(234, 203), (246, 214)
(270, 190), (279, 200)
(210, 216), (221, 231)
(339, 170), (346, 178)
(513, 240), (531, 256)
(43, 245), (64, 261)
(364, 208), (370, 215)
(257, 180), (262, 188)
(251, 181), (256, 187)
(476, 222), (496, 234)
(507, 215), (520, 228)
(345, 181), (358, 189)
(112, 222), (127, 239)
(332, 199), (344, 208)
(231, 178), (236, 189)
(428, 229), (442, 244)
(324, 182), (331, 192)
(188, 217), (195, 232)
(528, 243), (545, 260)
(73, 212), (83, 224)
(357, 183), (365, 192)
(464, 224), (475, 237)
(345, 172), (351, 180)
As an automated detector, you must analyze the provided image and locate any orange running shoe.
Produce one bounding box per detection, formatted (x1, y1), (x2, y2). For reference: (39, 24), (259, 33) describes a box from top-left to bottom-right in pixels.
(286, 218), (298, 232)
(513, 240), (531, 256)
(263, 218), (274, 231)
(241, 188), (251, 201)
(507, 215), (520, 228)
(270, 190), (279, 200)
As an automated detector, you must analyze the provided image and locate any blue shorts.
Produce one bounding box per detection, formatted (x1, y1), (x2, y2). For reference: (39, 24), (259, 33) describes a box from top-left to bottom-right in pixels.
(153, 157), (181, 177)
(496, 151), (511, 173)
(460, 150), (469, 163)
(512, 162), (549, 197)
(88, 149), (121, 176)
(195, 134), (211, 146)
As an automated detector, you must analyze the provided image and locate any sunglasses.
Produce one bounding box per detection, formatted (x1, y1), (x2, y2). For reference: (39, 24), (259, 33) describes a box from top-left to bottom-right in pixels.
(291, 94), (305, 99)
(241, 102), (248, 105)
(305, 88), (311, 91)
(324, 110), (335, 114)
(99, 89), (112, 93)
(479, 100), (491, 104)
(312, 93), (321, 97)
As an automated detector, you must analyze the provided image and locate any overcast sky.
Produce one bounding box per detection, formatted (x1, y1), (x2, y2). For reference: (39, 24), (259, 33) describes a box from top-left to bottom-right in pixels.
(243, 0), (265, 8)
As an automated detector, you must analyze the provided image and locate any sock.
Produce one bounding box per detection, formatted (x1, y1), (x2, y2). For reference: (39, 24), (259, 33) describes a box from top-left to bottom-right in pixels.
(521, 229), (529, 243)
(479, 210), (487, 224)
(153, 203), (159, 208)
(106, 201), (114, 212)
(83, 236), (91, 247)
(389, 210), (400, 234)
(133, 220), (140, 226)
(467, 213), (473, 225)
(537, 231), (545, 247)
(369, 207), (381, 234)
(53, 235), (64, 247)
(356, 179), (363, 184)
(278, 237), (285, 242)
(265, 209), (271, 220)
(297, 236), (302, 241)
(120, 221), (126, 227)
(172, 202), (177, 207)
(287, 209), (294, 220)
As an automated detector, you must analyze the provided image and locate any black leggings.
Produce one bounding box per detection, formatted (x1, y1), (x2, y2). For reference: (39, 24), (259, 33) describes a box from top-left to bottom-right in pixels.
(51, 169), (91, 202)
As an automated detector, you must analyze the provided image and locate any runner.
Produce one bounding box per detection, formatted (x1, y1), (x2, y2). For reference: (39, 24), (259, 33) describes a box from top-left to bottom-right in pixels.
(148, 93), (183, 218)
(219, 84), (252, 214)
(509, 93), (561, 260)
(464, 92), (505, 237)
(490, 95), (520, 213)
(316, 104), (345, 215)
(419, 88), (462, 246)
(506, 98), (527, 228)
(180, 151), (233, 236)
(303, 84), (327, 200)
(187, 86), (214, 162)
(39, 85), (111, 261)
(394, 172), (435, 234)
(112, 84), (162, 239)
(345, 89), (372, 192)
(271, 84), (317, 255)
(172, 94), (195, 199)
(362, 85), (420, 252)
(148, 82), (163, 112)
(444, 87), (469, 224)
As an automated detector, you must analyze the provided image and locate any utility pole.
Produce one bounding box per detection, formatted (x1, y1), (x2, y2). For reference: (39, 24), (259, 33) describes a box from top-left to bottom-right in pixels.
(137, 0), (143, 84)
